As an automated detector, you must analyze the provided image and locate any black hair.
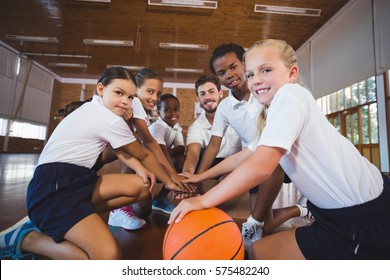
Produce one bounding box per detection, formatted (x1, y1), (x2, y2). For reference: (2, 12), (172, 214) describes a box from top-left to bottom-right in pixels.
(134, 67), (163, 88)
(194, 75), (221, 95)
(64, 101), (86, 116)
(97, 67), (136, 89)
(157, 93), (179, 110)
(209, 43), (246, 74)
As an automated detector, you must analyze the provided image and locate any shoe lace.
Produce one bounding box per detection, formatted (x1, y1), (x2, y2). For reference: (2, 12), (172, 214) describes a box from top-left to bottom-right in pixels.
(243, 223), (255, 239)
(305, 210), (314, 219)
(1, 249), (36, 260)
(119, 205), (136, 217)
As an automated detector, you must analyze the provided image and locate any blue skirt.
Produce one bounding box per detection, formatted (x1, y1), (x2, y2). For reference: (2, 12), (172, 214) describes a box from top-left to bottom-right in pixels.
(296, 173), (390, 259)
(26, 162), (98, 243)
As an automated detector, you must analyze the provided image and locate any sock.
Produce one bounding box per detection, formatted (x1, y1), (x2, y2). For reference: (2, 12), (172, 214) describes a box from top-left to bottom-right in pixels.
(295, 203), (308, 217)
(247, 215), (264, 227)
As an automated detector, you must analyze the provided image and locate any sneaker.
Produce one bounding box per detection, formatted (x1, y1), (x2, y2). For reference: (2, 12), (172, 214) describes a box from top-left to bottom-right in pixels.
(0, 221), (40, 260)
(108, 205), (146, 230)
(295, 196), (313, 219)
(152, 196), (175, 214)
(241, 221), (263, 250)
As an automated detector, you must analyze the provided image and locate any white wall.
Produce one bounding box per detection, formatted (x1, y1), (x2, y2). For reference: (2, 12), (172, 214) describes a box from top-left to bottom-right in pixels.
(0, 44), (53, 125)
(297, 0), (390, 99)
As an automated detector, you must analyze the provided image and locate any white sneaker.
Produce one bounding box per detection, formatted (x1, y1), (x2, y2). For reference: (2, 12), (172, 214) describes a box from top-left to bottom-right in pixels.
(108, 205), (146, 230)
(295, 196), (313, 219)
(242, 221), (263, 250)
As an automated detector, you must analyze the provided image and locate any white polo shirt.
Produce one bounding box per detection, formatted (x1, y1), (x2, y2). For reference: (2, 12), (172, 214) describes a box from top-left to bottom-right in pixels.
(211, 91), (262, 147)
(132, 97), (150, 126)
(187, 110), (241, 158)
(38, 95), (136, 169)
(249, 83), (383, 209)
(148, 117), (184, 148)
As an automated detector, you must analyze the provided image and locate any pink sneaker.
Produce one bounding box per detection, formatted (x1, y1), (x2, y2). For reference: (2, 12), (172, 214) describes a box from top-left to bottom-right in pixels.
(108, 205), (146, 230)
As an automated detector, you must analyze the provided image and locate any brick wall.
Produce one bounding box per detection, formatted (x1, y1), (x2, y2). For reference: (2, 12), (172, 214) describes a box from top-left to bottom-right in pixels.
(47, 81), (96, 138)
(0, 136), (44, 153)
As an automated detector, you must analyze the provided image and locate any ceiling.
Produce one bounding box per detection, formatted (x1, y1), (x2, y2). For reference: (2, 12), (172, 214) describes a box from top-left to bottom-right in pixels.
(0, 0), (350, 84)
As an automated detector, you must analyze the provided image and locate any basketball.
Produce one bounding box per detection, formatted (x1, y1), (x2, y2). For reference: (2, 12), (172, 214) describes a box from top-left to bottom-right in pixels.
(163, 207), (244, 260)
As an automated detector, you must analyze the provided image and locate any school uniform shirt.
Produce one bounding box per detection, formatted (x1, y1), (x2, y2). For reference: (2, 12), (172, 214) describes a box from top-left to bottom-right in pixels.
(187, 110), (242, 158)
(211, 91), (262, 147)
(249, 83), (383, 209)
(38, 95), (137, 169)
(132, 97), (150, 126)
(148, 117), (184, 149)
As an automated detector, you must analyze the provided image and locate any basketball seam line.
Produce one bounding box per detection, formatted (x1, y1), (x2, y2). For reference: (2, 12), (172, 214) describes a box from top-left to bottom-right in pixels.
(230, 238), (244, 260)
(169, 220), (237, 260)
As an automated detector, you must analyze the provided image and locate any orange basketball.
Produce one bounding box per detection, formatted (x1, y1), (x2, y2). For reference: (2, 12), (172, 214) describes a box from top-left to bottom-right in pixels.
(163, 207), (244, 260)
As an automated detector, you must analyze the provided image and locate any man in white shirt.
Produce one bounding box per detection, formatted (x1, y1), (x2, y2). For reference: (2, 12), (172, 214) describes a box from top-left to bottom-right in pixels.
(183, 75), (241, 175)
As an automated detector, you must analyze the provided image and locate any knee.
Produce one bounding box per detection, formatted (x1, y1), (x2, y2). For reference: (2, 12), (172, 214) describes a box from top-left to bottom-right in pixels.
(138, 185), (150, 201)
(128, 177), (150, 200)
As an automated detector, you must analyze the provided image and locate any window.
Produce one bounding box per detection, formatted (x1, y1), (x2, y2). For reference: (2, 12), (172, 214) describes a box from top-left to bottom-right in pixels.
(317, 76), (380, 168)
(0, 117), (46, 140)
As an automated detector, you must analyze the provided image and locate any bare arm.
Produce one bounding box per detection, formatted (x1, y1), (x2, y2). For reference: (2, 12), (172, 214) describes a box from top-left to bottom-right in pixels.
(196, 135), (222, 173)
(115, 149), (156, 191)
(116, 141), (182, 192)
(133, 118), (195, 192)
(133, 118), (178, 178)
(182, 147), (253, 183)
(159, 143), (175, 168)
(182, 143), (202, 174)
(169, 145), (285, 223)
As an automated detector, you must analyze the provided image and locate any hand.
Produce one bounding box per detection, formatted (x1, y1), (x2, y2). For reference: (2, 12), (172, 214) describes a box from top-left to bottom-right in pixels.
(164, 181), (184, 192)
(135, 165), (156, 192)
(123, 108), (133, 122)
(171, 174), (197, 193)
(179, 172), (203, 184)
(172, 190), (199, 200)
(168, 195), (206, 224)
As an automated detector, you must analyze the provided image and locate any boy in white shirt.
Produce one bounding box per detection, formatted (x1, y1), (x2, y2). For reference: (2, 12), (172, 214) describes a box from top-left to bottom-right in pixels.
(149, 94), (185, 175)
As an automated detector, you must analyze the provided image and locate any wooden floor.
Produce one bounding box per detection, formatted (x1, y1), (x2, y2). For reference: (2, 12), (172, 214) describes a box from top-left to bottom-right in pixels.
(0, 153), (308, 260)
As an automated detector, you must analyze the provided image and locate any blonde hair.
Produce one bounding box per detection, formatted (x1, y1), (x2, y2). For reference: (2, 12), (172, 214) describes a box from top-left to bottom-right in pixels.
(243, 39), (301, 140)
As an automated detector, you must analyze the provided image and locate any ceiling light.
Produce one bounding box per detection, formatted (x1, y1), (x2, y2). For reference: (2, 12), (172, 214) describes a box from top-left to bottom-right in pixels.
(148, 0), (217, 9)
(5, 35), (58, 43)
(48, 62), (88, 68)
(76, 0), (110, 2)
(83, 39), (134, 47)
(165, 67), (204, 73)
(106, 65), (145, 71)
(159, 42), (208, 51)
(254, 4), (321, 17)
(22, 52), (92, 59)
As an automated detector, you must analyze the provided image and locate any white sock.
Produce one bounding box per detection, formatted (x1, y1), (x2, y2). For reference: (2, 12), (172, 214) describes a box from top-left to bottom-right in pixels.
(295, 204), (308, 217)
(247, 215), (264, 227)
